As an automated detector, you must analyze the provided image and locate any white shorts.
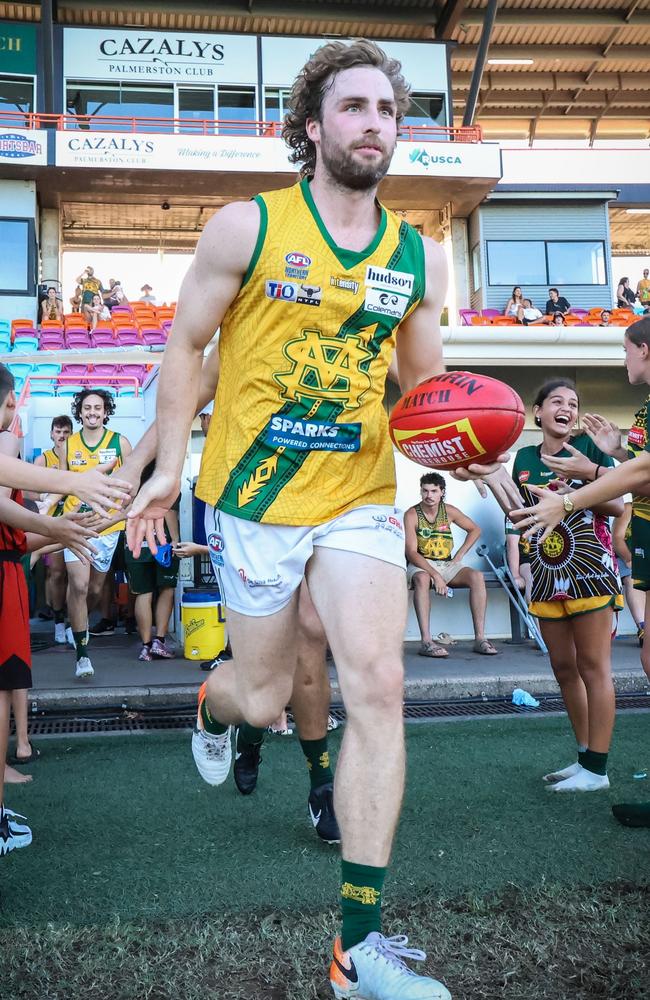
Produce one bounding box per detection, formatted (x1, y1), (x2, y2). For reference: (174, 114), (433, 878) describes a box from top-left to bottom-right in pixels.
(64, 530), (121, 574)
(204, 504), (406, 617)
(407, 558), (464, 587)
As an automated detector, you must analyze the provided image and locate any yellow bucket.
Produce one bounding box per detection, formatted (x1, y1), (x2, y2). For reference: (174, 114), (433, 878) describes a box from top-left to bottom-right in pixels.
(180, 592), (226, 661)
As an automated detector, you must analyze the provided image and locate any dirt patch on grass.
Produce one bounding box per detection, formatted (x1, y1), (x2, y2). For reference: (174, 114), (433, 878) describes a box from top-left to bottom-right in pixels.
(2, 881), (648, 1000)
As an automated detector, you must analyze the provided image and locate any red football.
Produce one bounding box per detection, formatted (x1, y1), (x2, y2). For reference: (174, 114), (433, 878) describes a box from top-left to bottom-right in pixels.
(389, 371), (525, 471)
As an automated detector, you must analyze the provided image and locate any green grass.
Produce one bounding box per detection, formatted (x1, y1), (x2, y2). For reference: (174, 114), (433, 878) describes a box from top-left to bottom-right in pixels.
(1, 715), (649, 998)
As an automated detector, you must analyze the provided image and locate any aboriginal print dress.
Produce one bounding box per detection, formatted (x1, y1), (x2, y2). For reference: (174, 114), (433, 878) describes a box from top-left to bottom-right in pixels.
(512, 436), (622, 617)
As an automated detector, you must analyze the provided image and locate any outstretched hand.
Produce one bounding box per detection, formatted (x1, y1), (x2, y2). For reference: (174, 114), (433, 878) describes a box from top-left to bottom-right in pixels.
(74, 457), (133, 517)
(541, 443), (596, 482)
(451, 456), (520, 510)
(126, 472), (180, 557)
(49, 512), (99, 564)
(509, 484), (565, 542)
(582, 413), (622, 457)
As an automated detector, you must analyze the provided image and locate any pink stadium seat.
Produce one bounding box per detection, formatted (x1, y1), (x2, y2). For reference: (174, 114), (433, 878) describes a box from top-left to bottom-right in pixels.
(66, 330), (91, 348)
(91, 330), (117, 348)
(115, 329), (141, 347)
(140, 325), (167, 346)
(61, 363), (90, 378)
(481, 309), (501, 319)
(120, 364), (147, 383)
(39, 332), (66, 351)
(459, 309), (479, 326)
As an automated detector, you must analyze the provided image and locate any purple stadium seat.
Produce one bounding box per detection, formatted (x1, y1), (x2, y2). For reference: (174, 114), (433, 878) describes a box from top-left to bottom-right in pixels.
(66, 330), (91, 348)
(39, 332), (66, 350)
(140, 326), (167, 346)
(91, 330), (117, 348)
(481, 309), (501, 319)
(115, 329), (141, 347)
(459, 309), (479, 326)
(120, 364), (147, 384)
(61, 363), (90, 378)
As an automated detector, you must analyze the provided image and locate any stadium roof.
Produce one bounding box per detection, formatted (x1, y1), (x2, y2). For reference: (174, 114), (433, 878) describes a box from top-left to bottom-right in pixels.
(6, 0), (650, 141)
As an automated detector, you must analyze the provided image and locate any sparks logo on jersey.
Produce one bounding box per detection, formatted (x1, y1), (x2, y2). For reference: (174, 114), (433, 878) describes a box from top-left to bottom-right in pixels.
(364, 265), (414, 320)
(266, 414), (361, 452)
(285, 251), (311, 280)
(628, 425), (646, 448)
(265, 280), (322, 306)
(274, 330), (372, 409)
(330, 275), (359, 294)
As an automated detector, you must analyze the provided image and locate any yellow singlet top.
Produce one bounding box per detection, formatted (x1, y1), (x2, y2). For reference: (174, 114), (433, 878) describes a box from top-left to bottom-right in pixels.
(63, 429), (124, 534)
(42, 448), (63, 516)
(414, 502), (454, 561)
(197, 178), (426, 525)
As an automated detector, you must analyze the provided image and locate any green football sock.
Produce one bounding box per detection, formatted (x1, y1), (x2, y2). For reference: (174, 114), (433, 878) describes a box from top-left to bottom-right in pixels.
(236, 724), (265, 751)
(340, 860), (386, 952)
(199, 696), (228, 736)
(581, 749), (608, 776)
(72, 629), (88, 661)
(300, 737), (333, 790)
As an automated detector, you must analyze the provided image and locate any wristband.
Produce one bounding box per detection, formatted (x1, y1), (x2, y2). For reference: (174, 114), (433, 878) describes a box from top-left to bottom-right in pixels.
(593, 464), (601, 481)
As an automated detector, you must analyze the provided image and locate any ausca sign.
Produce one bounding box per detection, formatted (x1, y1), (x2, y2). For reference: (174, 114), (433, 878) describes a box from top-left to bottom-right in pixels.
(409, 147), (462, 168)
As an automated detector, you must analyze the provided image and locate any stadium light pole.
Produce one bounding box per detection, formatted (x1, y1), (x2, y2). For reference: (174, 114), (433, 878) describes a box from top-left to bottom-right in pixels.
(462, 0), (499, 127)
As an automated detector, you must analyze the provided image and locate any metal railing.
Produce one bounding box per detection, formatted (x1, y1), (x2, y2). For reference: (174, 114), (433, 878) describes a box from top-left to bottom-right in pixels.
(0, 111), (483, 143)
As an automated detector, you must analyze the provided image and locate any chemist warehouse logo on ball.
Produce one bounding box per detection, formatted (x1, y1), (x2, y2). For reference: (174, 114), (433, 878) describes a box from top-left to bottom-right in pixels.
(0, 133), (42, 159)
(393, 417), (486, 466)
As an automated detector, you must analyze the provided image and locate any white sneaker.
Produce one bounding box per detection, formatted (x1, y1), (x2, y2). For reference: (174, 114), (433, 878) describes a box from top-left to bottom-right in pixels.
(191, 724), (232, 785)
(542, 761), (582, 784)
(330, 933), (451, 999)
(549, 765), (610, 793)
(65, 625), (74, 647)
(54, 622), (67, 644)
(75, 656), (94, 679)
(0, 808), (32, 855)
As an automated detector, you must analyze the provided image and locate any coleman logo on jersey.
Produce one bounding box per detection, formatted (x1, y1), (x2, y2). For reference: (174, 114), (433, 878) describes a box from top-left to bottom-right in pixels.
(364, 266), (414, 320)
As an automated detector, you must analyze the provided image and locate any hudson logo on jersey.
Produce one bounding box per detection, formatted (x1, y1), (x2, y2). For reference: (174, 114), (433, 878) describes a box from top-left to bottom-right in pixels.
(364, 265), (414, 319)
(284, 251), (311, 280)
(265, 280), (322, 306)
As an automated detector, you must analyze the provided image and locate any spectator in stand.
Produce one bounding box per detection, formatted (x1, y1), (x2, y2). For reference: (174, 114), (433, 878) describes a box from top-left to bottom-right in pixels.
(70, 284), (82, 313)
(40, 287), (64, 325)
(504, 286), (524, 318)
(545, 288), (571, 315)
(77, 267), (104, 322)
(139, 284), (157, 305)
(600, 310), (612, 327)
(616, 276), (636, 310)
(87, 293), (111, 331)
(635, 269), (650, 313)
(517, 298), (544, 326)
(103, 279), (128, 312)
(552, 312), (567, 327)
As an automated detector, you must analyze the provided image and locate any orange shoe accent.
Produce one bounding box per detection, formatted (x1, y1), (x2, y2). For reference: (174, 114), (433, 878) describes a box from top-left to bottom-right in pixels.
(329, 936), (357, 991)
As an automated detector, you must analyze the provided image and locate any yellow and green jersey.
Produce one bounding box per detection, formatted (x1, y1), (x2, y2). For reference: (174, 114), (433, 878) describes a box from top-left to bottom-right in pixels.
(63, 428), (124, 534)
(196, 178), (426, 525)
(41, 448), (64, 516)
(413, 502), (453, 561)
(627, 396), (650, 521)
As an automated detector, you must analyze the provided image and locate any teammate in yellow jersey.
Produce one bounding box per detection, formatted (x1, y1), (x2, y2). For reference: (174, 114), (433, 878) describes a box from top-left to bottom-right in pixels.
(33, 415), (73, 645)
(128, 40), (476, 1000)
(60, 390), (132, 680)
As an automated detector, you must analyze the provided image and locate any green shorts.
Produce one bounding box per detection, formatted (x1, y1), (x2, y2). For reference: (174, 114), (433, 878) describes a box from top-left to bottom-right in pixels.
(125, 545), (179, 595)
(630, 513), (650, 591)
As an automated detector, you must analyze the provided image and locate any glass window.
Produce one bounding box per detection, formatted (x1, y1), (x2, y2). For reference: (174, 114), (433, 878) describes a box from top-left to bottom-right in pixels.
(263, 87), (291, 125)
(402, 92), (447, 134)
(0, 219), (32, 294)
(217, 87), (256, 135)
(178, 87), (215, 134)
(487, 241), (546, 285)
(547, 241), (606, 285)
(66, 82), (174, 131)
(0, 75), (34, 123)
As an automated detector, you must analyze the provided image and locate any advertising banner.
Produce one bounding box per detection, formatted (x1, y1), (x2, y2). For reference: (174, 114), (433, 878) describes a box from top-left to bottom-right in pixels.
(55, 131), (501, 181)
(63, 28), (257, 84)
(0, 129), (47, 166)
(0, 21), (37, 75)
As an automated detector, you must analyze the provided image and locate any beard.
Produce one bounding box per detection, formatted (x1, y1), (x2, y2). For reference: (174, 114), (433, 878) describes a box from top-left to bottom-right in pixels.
(319, 127), (394, 191)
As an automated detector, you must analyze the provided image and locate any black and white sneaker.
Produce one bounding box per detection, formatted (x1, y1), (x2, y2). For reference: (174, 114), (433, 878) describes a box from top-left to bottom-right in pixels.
(233, 729), (263, 796)
(308, 782), (341, 844)
(89, 618), (115, 637)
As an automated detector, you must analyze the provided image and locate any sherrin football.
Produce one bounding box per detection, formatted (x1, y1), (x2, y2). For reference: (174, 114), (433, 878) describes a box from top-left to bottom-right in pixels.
(389, 371), (525, 471)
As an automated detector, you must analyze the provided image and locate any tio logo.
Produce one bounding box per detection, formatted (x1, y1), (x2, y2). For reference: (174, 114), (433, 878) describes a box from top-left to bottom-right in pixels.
(266, 280), (297, 301)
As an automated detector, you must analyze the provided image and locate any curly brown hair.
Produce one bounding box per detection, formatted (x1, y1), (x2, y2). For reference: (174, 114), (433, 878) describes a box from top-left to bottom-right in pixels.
(282, 39), (411, 177)
(71, 388), (116, 425)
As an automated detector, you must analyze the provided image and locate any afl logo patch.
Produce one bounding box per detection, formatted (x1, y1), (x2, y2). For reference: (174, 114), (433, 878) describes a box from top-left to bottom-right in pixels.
(285, 252), (311, 268)
(208, 532), (225, 566)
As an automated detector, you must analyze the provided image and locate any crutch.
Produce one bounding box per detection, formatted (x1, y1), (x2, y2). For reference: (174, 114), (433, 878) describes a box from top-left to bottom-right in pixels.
(476, 543), (548, 654)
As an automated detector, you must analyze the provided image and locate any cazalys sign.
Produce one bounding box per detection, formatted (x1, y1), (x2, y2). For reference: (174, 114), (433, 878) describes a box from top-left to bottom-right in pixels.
(63, 28), (256, 84)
